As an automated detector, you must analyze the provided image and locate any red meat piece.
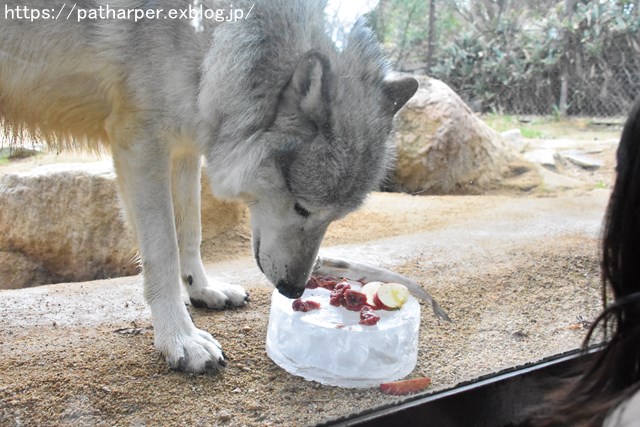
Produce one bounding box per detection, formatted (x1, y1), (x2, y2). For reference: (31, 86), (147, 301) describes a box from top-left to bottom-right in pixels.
(359, 306), (381, 326)
(292, 298), (321, 312)
(305, 275), (342, 290)
(344, 289), (368, 311)
(329, 282), (351, 306)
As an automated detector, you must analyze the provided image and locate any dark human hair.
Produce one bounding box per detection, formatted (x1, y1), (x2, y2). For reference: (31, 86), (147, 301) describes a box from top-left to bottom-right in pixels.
(530, 99), (640, 427)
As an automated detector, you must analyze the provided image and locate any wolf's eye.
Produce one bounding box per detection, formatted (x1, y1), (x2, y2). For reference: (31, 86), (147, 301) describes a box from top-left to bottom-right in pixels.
(294, 202), (310, 218)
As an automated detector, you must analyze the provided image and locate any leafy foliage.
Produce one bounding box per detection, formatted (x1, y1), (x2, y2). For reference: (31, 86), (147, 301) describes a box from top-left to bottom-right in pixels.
(372, 0), (640, 116)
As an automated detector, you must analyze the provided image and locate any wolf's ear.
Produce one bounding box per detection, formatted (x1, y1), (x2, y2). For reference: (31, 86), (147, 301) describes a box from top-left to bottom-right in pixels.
(286, 50), (332, 129)
(383, 77), (419, 114)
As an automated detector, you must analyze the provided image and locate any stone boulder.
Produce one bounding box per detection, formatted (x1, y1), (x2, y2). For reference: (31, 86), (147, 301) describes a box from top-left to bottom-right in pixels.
(391, 76), (516, 194)
(0, 162), (137, 288)
(0, 250), (52, 290)
(0, 161), (246, 289)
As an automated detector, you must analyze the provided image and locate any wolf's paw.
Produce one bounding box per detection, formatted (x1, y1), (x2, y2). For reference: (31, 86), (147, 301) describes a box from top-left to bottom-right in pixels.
(188, 279), (249, 310)
(157, 326), (226, 373)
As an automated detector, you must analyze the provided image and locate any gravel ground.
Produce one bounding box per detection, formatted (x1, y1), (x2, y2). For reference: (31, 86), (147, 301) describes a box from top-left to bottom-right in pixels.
(0, 135), (614, 426)
(0, 225), (603, 427)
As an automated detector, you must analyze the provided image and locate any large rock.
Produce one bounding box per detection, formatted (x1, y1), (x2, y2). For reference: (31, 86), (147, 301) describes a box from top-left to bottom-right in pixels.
(392, 76), (515, 194)
(0, 162), (137, 288)
(0, 250), (51, 289)
(0, 161), (246, 289)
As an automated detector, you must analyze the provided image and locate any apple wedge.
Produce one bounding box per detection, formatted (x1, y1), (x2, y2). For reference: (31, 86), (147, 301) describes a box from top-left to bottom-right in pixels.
(379, 377), (432, 395)
(375, 282), (410, 310)
(361, 281), (383, 308)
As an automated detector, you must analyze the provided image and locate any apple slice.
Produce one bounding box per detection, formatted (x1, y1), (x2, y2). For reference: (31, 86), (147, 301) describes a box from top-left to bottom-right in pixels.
(361, 282), (383, 307)
(379, 377), (432, 395)
(376, 282), (410, 310)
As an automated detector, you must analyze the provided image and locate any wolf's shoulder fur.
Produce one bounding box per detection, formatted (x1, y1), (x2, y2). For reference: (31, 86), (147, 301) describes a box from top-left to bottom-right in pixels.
(0, 0), (208, 148)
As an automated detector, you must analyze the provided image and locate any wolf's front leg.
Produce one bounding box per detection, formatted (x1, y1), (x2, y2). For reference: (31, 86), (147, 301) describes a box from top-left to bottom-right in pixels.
(112, 141), (225, 373)
(171, 150), (249, 309)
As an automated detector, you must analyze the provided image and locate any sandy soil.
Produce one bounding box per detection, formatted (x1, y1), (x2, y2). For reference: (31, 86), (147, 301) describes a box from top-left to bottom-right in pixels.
(0, 133), (617, 426)
(0, 190), (610, 427)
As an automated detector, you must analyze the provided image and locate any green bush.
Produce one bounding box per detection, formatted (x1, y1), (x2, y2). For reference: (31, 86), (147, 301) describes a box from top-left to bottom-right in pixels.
(375, 0), (640, 116)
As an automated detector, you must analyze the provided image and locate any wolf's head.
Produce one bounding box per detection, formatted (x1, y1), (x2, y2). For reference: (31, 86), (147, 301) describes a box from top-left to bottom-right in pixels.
(201, 18), (417, 298)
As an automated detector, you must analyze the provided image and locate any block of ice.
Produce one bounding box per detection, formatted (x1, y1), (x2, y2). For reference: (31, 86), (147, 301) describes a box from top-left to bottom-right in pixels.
(265, 285), (421, 388)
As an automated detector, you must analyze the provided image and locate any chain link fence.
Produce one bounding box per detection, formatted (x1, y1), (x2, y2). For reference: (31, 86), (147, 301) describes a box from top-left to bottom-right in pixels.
(374, 0), (640, 118)
(427, 57), (640, 118)
(419, 39), (640, 117)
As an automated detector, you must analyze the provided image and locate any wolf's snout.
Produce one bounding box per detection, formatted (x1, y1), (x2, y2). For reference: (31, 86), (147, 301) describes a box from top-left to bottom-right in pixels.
(276, 279), (305, 299)
(249, 206), (328, 300)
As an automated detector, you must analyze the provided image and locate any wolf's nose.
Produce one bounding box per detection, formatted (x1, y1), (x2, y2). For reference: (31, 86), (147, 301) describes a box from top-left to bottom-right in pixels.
(276, 280), (305, 299)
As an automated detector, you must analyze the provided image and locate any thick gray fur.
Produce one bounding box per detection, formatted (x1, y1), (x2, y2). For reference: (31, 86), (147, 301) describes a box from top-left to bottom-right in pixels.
(0, 0), (418, 373)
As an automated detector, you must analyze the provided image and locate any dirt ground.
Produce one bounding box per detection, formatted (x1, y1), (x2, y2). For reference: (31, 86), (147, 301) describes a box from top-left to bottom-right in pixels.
(0, 125), (619, 426)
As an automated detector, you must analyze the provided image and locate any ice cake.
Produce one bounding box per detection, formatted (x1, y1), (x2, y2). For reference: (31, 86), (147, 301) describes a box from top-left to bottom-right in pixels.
(265, 278), (421, 388)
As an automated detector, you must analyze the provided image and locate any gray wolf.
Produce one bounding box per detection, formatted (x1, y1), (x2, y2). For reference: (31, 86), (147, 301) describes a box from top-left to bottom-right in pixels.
(0, 0), (418, 373)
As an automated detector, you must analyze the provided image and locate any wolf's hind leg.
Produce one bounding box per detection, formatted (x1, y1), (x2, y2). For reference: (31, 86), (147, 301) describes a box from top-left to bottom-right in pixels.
(171, 150), (249, 309)
(112, 138), (225, 373)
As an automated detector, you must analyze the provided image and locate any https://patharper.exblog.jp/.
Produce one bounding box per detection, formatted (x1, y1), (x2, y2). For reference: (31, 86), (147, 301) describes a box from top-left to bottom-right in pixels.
(3, 3), (254, 23)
